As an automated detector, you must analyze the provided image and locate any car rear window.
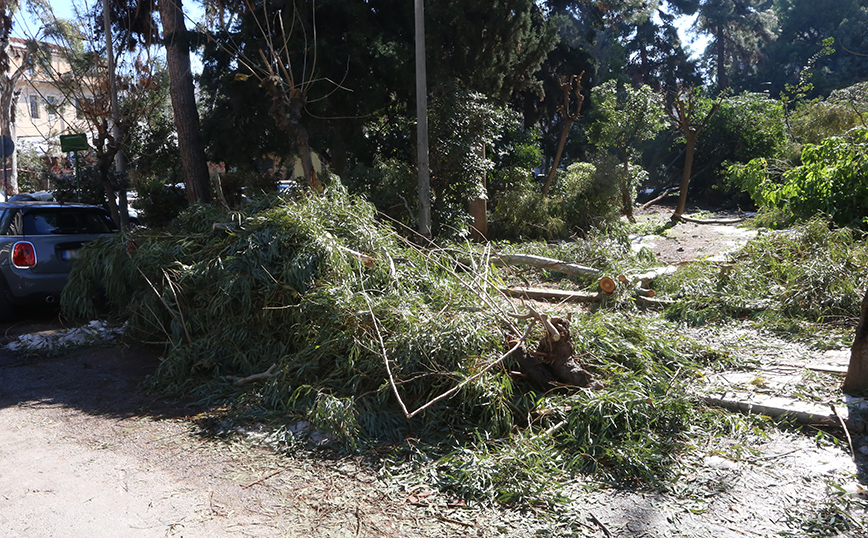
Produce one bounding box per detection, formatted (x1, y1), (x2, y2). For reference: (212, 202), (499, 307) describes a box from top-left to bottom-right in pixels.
(20, 209), (117, 235)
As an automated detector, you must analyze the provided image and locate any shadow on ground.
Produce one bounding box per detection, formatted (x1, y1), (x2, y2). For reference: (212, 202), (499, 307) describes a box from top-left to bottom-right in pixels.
(0, 307), (191, 421)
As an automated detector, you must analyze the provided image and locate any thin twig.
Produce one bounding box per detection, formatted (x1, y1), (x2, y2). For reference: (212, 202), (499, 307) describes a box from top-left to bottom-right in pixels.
(163, 270), (193, 345)
(137, 268), (192, 345)
(830, 403), (855, 461)
(406, 322), (533, 419)
(241, 468), (284, 489)
(363, 292), (410, 418)
(434, 514), (475, 528)
(589, 512), (612, 538)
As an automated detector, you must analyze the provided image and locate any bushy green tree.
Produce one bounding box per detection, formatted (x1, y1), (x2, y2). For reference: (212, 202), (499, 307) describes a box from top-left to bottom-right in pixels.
(690, 92), (786, 203)
(731, 128), (868, 227)
(589, 80), (665, 220)
(490, 159), (621, 240)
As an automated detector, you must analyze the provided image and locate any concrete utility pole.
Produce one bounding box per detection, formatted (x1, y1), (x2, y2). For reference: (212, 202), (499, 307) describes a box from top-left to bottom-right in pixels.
(414, 0), (431, 239)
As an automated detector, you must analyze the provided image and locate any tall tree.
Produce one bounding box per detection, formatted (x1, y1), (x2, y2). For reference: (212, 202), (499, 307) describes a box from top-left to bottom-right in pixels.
(158, 0), (210, 203)
(666, 86), (722, 219)
(29, 0), (162, 224)
(672, 0), (776, 93)
(0, 0), (35, 197)
(759, 0), (868, 98)
(98, 0), (211, 204)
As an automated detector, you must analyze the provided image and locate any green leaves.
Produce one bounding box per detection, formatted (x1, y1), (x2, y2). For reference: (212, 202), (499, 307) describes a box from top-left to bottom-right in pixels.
(732, 128), (868, 227)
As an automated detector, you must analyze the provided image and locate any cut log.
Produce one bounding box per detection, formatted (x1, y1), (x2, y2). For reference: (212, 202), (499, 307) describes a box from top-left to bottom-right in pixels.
(703, 393), (839, 426)
(500, 287), (610, 303)
(493, 254), (601, 278)
(599, 276), (617, 294)
(635, 287), (655, 298)
(636, 295), (672, 308)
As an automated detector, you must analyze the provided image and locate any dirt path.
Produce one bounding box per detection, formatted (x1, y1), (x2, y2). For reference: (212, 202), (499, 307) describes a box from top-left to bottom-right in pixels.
(1, 339), (863, 537)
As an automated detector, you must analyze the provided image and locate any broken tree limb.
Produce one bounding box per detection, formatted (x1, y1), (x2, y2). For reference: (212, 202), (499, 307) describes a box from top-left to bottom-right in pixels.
(499, 287), (611, 303)
(703, 393), (839, 426)
(619, 266), (678, 286)
(635, 287), (655, 298)
(830, 403), (855, 461)
(508, 305), (561, 342)
(636, 295), (672, 308)
(674, 214), (746, 225)
(638, 187), (678, 211)
(228, 363), (278, 386)
(492, 254), (601, 278)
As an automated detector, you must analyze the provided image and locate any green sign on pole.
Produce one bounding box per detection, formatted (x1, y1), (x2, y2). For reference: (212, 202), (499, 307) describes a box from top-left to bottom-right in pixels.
(60, 133), (88, 152)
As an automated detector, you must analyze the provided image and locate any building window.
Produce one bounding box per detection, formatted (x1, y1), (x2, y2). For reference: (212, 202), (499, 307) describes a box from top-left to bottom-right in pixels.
(29, 95), (39, 119)
(46, 96), (57, 119)
(74, 99), (83, 119)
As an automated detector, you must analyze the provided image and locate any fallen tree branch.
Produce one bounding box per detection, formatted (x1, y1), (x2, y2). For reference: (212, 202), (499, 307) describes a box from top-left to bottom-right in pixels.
(228, 363), (278, 386)
(242, 468), (284, 488)
(830, 403), (855, 461)
(674, 214), (746, 225)
(508, 305), (560, 342)
(638, 187), (678, 211)
(492, 254), (601, 278)
(500, 287), (610, 303)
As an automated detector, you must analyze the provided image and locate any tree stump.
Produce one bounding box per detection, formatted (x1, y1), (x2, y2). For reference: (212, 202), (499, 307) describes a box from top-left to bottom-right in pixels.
(511, 317), (602, 390)
(844, 289), (868, 394)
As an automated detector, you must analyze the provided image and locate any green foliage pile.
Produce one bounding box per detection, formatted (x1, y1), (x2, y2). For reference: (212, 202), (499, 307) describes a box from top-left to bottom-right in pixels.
(390, 313), (740, 503)
(659, 219), (868, 324)
(489, 161), (620, 240)
(60, 186), (742, 500)
(64, 187), (511, 445)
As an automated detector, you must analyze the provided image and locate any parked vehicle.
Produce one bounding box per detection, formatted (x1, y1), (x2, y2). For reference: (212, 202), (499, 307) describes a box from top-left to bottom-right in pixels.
(0, 201), (118, 318)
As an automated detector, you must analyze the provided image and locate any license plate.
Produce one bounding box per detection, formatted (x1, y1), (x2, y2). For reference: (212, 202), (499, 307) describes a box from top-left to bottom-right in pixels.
(60, 249), (81, 261)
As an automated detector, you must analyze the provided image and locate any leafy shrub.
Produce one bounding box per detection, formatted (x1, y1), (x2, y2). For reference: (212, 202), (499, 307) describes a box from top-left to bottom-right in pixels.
(131, 177), (188, 227)
(730, 128), (868, 228)
(489, 161), (620, 240)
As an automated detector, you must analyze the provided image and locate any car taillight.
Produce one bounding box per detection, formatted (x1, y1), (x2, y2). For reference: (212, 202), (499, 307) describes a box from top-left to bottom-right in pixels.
(12, 241), (36, 268)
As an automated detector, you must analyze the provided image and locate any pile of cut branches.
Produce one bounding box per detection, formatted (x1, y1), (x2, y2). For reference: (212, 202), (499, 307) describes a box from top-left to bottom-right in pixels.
(61, 187), (736, 499)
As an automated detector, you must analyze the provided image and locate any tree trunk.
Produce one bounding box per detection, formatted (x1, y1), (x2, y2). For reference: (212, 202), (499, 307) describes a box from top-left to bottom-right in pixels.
(541, 118), (572, 196)
(469, 142), (487, 241)
(673, 130), (697, 219)
(844, 288), (868, 394)
(716, 27), (728, 92)
(159, 0), (211, 204)
(287, 92), (318, 189)
(619, 148), (634, 221)
(0, 6), (21, 197)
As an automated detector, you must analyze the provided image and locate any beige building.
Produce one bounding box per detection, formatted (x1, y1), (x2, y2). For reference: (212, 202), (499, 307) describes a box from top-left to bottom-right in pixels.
(10, 37), (88, 153)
